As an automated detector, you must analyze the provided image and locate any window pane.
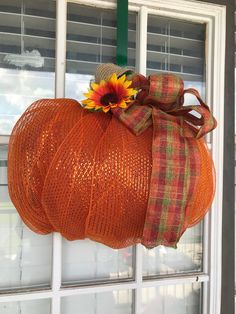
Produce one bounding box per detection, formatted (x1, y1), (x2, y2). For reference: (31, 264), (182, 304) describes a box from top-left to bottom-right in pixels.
(0, 0), (56, 135)
(144, 15), (206, 275)
(142, 283), (201, 314)
(0, 299), (51, 314)
(61, 290), (133, 314)
(0, 146), (52, 290)
(147, 15), (205, 83)
(65, 3), (136, 100)
(62, 239), (133, 285)
(143, 223), (203, 276)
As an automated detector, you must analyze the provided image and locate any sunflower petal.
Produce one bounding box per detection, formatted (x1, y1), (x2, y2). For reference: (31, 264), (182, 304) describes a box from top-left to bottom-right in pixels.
(109, 73), (118, 85)
(91, 82), (100, 91)
(127, 88), (136, 96)
(123, 80), (132, 88)
(103, 106), (111, 113)
(110, 103), (118, 108)
(84, 91), (94, 98)
(118, 74), (126, 84)
(119, 101), (128, 109)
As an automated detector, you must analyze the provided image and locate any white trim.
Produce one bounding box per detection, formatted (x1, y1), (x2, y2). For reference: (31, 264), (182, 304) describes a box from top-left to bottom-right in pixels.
(0, 273), (208, 302)
(51, 233), (62, 314)
(52, 233), (62, 292)
(202, 15), (214, 314)
(66, 0), (116, 10)
(136, 6), (148, 76)
(203, 214), (210, 314)
(208, 6), (226, 314)
(134, 245), (143, 314)
(147, 7), (212, 24)
(134, 7), (147, 311)
(55, 0), (67, 98)
(51, 0), (68, 312)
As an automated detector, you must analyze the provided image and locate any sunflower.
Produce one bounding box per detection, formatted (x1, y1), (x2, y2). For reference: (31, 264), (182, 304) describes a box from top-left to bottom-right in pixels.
(82, 73), (136, 113)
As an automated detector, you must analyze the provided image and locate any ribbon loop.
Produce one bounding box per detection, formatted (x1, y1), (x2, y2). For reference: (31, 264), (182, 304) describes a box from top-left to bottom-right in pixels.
(113, 75), (217, 139)
(170, 88), (217, 138)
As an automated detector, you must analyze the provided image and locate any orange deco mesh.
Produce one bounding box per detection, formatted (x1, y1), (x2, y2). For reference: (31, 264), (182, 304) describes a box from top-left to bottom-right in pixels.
(8, 66), (216, 249)
(8, 99), (215, 249)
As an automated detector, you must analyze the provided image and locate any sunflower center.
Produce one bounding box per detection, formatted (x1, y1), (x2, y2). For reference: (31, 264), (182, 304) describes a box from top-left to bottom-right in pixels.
(100, 93), (119, 106)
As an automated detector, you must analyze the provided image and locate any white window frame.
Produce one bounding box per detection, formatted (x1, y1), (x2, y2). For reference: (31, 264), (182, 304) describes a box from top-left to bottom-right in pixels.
(0, 1), (226, 314)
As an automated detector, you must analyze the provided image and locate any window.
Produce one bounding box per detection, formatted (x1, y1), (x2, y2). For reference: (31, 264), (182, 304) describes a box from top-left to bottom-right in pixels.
(0, 1), (226, 314)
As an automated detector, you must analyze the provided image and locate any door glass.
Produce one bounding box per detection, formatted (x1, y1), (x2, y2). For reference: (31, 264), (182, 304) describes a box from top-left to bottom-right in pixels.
(143, 15), (206, 276)
(142, 283), (201, 314)
(143, 223), (203, 276)
(61, 290), (133, 314)
(65, 3), (136, 100)
(0, 299), (51, 314)
(62, 239), (133, 285)
(0, 0), (56, 135)
(0, 145), (52, 290)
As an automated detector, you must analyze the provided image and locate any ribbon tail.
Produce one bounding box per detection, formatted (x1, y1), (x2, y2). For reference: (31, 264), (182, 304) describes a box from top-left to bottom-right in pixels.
(141, 108), (198, 248)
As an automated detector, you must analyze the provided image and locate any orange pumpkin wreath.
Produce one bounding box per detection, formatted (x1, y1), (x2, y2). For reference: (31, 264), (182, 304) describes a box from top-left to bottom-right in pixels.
(8, 63), (216, 249)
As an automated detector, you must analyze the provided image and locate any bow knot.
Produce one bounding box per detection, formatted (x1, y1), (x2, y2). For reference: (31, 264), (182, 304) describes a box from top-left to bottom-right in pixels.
(112, 74), (217, 139)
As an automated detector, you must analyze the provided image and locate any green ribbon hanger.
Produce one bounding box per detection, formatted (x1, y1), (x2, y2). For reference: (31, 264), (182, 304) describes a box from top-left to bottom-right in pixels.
(116, 0), (128, 66)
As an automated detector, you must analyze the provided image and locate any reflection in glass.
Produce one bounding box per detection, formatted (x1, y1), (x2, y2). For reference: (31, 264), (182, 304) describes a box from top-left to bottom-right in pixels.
(0, 299), (51, 314)
(61, 290), (133, 314)
(62, 239), (133, 285)
(142, 283), (201, 314)
(146, 15), (205, 82)
(0, 146), (52, 290)
(143, 223), (203, 276)
(65, 3), (136, 98)
(0, 0), (56, 134)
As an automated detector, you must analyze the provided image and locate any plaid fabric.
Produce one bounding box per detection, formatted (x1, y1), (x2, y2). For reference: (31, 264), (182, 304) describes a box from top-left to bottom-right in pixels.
(141, 108), (195, 248)
(111, 76), (216, 248)
(170, 88), (217, 139)
(112, 87), (216, 139)
(149, 74), (184, 105)
(112, 101), (152, 135)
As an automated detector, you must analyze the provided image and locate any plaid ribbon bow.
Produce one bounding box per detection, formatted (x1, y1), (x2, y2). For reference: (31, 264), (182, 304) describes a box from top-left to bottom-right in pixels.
(112, 74), (217, 248)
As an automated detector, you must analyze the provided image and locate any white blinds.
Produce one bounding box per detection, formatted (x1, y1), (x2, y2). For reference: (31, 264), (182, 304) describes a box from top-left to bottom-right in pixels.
(0, 0), (56, 135)
(66, 3), (136, 75)
(147, 15), (205, 82)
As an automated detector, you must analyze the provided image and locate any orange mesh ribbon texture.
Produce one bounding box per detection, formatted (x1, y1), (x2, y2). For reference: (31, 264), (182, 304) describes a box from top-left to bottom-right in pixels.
(8, 65), (216, 249)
